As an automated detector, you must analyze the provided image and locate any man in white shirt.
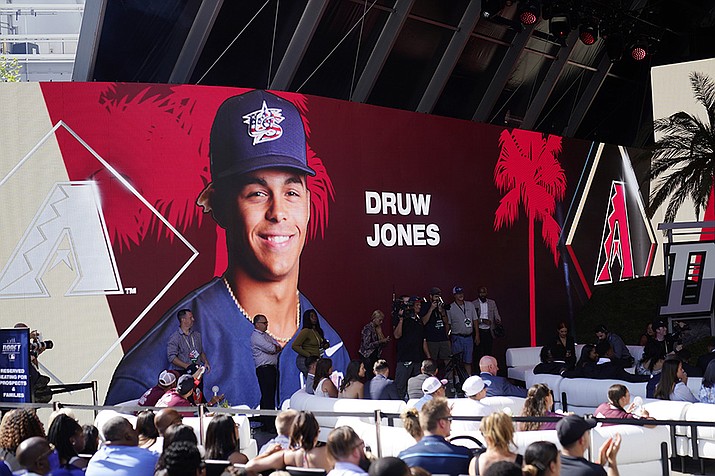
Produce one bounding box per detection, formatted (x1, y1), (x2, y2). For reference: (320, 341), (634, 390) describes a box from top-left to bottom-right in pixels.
(326, 426), (368, 476)
(450, 375), (490, 432)
(446, 286), (478, 375)
(251, 313), (282, 429)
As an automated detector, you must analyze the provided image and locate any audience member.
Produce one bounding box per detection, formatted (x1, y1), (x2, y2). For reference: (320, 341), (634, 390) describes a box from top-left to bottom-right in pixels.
(162, 424), (199, 453)
(326, 426), (368, 476)
(446, 286), (478, 375)
(339, 360), (366, 399)
(470, 412), (522, 475)
(557, 415), (620, 476)
(566, 344), (646, 383)
(81, 425), (99, 456)
(482, 461), (522, 476)
(135, 410), (158, 449)
(698, 336), (715, 375)
(157, 374), (198, 416)
(251, 313), (281, 427)
(400, 408), (423, 442)
(451, 375), (490, 432)
(368, 456), (410, 476)
(554, 321), (576, 370)
(654, 358), (698, 402)
(259, 409), (298, 455)
(533, 345), (568, 375)
(161, 441), (205, 476)
(479, 356), (526, 397)
(138, 370), (177, 406)
(15, 437), (55, 476)
(594, 325), (633, 367)
(150, 408), (183, 453)
(523, 441), (560, 476)
(519, 384), (562, 431)
(639, 322), (655, 346)
(359, 310), (391, 379)
(700, 359), (715, 404)
(0, 408), (45, 472)
(472, 287), (502, 363)
(47, 414), (87, 469)
(635, 341), (666, 377)
(420, 287), (451, 376)
(47, 409), (78, 431)
(398, 397), (471, 476)
(304, 355), (319, 395)
(409, 467), (430, 476)
(413, 376), (447, 411)
(292, 309), (329, 377)
(204, 415), (248, 464)
(407, 360), (438, 400)
(652, 319), (678, 355)
(595, 384), (654, 426)
(313, 358), (339, 397)
(393, 296), (427, 400)
(246, 411), (332, 473)
(86, 416), (158, 476)
(366, 359), (400, 400)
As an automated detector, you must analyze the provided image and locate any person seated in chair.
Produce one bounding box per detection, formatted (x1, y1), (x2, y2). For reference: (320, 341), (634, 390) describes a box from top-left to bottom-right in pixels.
(479, 356), (526, 397)
(407, 359), (438, 400)
(365, 359), (400, 400)
(533, 345), (568, 375)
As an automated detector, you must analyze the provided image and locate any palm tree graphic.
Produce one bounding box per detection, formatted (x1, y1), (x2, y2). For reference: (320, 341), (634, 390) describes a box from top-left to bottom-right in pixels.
(494, 129), (566, 346)
(647, 71), (715, 222)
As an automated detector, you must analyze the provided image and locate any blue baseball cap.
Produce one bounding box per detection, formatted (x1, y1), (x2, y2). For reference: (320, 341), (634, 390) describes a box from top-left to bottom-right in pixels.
(210, 90), (316, 183)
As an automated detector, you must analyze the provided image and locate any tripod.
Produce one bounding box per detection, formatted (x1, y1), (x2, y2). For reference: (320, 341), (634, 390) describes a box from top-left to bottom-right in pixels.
(443, 352), (470, 397)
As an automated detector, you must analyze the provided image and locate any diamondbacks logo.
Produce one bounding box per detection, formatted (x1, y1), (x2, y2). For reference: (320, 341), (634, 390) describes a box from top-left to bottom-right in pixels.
(242, 100), (285, 145)
(595, 181), (634, 284)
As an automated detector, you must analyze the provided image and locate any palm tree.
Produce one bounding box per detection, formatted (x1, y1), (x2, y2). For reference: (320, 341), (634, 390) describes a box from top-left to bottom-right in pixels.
(494, 129), (566, 346)
(647, 71), (715, 222)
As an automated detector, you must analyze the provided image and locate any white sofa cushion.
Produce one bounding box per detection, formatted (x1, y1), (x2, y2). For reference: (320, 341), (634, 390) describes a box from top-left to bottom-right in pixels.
(334, 416), (415, 457)
(560, 378), (648, 415)
(525, 370), (563, 408)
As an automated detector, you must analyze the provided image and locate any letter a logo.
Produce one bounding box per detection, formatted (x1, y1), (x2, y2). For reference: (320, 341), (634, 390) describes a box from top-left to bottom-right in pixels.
(0, 182), (122, 298)
(594, 181), (635, 285)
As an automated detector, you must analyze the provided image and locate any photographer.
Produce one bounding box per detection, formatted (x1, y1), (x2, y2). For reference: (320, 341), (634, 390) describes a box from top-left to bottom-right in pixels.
(420, 287), (451, 376)
(393, 296), (428, 399)
(13, 323), (53, 403)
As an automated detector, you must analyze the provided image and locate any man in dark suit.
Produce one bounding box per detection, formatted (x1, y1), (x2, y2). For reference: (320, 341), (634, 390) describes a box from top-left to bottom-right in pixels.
(478, 355), (526, 397)
(698, 337), (715, 374)
(365, 359), (400, 400)
(533, 345), (568, 375)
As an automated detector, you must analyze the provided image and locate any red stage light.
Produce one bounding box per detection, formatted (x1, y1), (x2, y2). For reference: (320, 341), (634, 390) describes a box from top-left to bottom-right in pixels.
(631, 46), (647, 61)
(520, 10), (538, 25)
(580, 30), (596, 45)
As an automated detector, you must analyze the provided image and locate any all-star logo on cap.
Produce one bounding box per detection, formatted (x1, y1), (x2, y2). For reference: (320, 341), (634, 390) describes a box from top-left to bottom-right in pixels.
(242, 100), (285, 145)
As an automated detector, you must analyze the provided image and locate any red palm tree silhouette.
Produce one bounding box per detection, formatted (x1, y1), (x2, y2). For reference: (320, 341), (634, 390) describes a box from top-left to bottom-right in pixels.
(493, 129), (566, 346)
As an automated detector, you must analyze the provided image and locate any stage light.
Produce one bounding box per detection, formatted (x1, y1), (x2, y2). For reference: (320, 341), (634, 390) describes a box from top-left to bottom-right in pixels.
(482, 0), (505, 18)
(579, 18), (598, 45)
(630, 39), (649, 61)
(605, 34), (625, 62)
(549, 15), (570, 39)
(518, 0), (540, 25)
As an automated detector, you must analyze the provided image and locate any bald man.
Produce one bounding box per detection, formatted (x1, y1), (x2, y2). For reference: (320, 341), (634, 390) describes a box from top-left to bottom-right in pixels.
(478, 355), (526, 398)
(16, 437), (54, 475)
(148, 408), (184, 454)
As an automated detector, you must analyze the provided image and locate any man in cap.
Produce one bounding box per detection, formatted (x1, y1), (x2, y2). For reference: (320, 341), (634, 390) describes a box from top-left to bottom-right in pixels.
(138, 370), (177, 407)
(413, 376), (447, 410)
(450, 375), (490, 432)
(105, 90), (350, 407)
(406, 359), (438, 399)
(393, 296), (427, 399)
(557, 415), (621, 476)
(446, 286), (478, 375)
(420, 287), (451, 375)
(156, 374), (196, 417)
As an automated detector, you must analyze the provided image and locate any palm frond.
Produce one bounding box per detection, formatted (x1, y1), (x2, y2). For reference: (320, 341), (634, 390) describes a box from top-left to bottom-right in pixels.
(690, 72), (715, 127)
(494, 188), (521, 230)
(540, 214), (562, 266)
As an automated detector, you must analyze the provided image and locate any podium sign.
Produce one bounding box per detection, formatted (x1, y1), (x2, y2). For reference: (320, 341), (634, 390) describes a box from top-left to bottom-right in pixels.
(0, 328), (31, 403)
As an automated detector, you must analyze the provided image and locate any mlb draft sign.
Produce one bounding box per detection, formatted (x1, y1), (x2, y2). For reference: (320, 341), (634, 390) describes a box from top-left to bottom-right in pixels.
(0, 328), (31, 403)
(0, 82), (661, 405)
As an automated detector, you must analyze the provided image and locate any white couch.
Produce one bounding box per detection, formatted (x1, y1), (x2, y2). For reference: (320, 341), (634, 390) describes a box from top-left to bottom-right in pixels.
(94, 407), (258, 458)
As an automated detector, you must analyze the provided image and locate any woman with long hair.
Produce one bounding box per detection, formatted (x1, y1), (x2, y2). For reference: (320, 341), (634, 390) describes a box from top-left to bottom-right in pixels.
(469, 412), (522, 476)
(246, 411), (333, 473)
(204, 415), (248, 464)
(135, 410), (158, 449)
(292, 309), (329, 376)
(338, 360), (365, 399)
(636, 341), (666, 376)
(47, 414), (87, 469)
(0, 409), (45, 472)
(654, 358), (698, 402)
(81, 425), (99, 456)
(554, 322), (576, 369)
(519, 384), (562, 431)
(400, 407), (423, 442)
(313, 358), (338, 398)
(523, 441), (560, 476)
(699, 360), (715, 403)
(359, 310), (390, 378)
(595, 384), (654, 425)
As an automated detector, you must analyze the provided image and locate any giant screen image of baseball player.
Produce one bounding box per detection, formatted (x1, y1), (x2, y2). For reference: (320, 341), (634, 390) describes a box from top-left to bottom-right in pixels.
(105, 90), (350, 406)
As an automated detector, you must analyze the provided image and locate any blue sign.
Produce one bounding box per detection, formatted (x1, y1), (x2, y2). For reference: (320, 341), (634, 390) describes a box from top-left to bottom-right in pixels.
(0, 328), (31, 403)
